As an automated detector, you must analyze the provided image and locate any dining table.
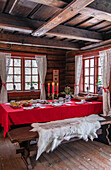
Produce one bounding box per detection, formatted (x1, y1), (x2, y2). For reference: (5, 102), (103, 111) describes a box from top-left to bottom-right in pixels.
(0, 100), (103, 138)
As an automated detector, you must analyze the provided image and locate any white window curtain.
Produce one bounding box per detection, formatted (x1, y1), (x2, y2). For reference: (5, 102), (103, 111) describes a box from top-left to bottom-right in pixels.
(99, 49), (111, 116)
(35, 55), (47, 100)
(0, 53), (11, 103)
(74, 55), (83, 96)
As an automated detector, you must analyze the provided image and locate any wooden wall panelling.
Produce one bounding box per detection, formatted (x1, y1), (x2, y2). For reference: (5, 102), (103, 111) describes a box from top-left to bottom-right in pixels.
(65, 51), (77, 93)
(46, 53), (66, 93)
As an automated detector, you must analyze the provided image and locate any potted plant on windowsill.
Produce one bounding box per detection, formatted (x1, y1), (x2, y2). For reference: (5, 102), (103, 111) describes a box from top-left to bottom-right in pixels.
(27, 81), (38, 91)
(96, 78), (102, 95)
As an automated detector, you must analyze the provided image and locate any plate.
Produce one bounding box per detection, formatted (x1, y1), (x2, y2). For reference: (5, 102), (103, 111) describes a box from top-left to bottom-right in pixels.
(23, 106), (34, 110)
(11, 105), (22, 108)
(52, 103), (63, 107)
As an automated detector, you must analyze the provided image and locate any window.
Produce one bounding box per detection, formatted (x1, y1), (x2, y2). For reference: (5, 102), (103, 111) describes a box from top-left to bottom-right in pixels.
(7, 57), (39, 91)
(81, 56), (102, 93)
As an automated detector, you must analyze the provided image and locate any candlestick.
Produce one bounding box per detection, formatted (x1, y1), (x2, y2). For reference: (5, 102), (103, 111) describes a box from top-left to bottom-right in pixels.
(48, 83), (50, 97)
(52, 82), (55, 100)
(57, 82), (59, 97)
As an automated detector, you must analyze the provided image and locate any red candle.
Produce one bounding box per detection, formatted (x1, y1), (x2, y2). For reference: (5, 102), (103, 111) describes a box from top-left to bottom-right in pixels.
(48, 83), (50, 94)
(57, 82), (59, 95)
(52, 82), (55, 94)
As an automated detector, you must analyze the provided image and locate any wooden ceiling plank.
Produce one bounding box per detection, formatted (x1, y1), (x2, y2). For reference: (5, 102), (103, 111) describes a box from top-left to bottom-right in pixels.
(31, 0), (95, 36)
(80, 7), (111, 22)
(0, 33), (79, 50)
(29, 0), (67, 8)
(8, 0), (19, 14)
(0, 13), (103, 42)
(80, 39), (111, 50)
(29, 0), (111, 23)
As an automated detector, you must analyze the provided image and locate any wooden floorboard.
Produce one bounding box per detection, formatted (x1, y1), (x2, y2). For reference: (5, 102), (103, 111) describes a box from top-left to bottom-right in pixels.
(0, 130), (111, 170)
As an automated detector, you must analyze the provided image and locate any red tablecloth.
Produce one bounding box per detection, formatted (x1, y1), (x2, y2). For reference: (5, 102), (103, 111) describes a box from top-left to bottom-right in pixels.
(0, 101), (103, 138)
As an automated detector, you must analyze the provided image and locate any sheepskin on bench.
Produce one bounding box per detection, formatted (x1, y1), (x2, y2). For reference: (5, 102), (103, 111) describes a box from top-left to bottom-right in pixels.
(31, 114), (105, 160)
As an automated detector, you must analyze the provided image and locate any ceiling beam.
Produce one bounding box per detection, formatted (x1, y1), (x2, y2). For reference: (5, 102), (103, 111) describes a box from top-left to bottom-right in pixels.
(80, 7), (111, 22)
(31, 0), (95, 36)
(47, 25), (102, 42)
(80, 39), (111, 50)
(29, 0), (111, 22)
(0, 33), (79, 50)
(0, 13), (102, 42)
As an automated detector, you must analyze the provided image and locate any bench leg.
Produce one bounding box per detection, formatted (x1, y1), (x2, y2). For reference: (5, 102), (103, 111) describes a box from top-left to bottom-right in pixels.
(18, 141), (33, 170)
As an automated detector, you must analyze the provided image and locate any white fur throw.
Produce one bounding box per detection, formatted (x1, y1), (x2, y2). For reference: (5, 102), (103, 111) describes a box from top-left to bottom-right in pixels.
(31, 115), (105, 160)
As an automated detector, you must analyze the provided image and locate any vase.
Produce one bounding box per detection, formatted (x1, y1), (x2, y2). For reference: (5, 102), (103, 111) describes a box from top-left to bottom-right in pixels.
(30, 86), (35, 91)
(65, 95), (71, 102)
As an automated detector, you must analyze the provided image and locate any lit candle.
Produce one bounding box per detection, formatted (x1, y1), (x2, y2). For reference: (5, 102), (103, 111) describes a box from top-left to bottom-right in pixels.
(52, 82), (55, 94)
(48, 83), (50, 96)
(57, 82), (59, 96)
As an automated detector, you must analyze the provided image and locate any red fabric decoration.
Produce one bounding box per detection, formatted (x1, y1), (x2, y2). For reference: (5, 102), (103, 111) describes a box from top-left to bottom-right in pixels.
(2, 82), (6, 89)
(74, 84), (79, 90)
(101, 87), (109, 93)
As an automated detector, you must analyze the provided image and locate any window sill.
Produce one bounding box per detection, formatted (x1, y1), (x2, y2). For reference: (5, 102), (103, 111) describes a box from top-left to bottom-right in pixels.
(8, 90), (40, 101)
(8, 90), (40, 96)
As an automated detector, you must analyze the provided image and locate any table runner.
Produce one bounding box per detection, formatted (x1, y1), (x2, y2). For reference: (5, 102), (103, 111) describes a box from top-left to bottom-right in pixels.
(0, 101), (103, 138)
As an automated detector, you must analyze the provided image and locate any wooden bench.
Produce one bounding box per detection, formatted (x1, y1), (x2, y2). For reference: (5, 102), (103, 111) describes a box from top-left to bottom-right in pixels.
(8, 126), (39, 170)
(7, 116), (111, 170)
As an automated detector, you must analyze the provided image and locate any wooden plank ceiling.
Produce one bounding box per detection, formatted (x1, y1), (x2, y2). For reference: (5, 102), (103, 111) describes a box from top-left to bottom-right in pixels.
(0, 0), (110, 51)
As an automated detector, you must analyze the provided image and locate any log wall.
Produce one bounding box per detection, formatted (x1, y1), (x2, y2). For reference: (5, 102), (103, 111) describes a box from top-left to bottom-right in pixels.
(0, 44), (67, 100)
(65, 51), (77, 93)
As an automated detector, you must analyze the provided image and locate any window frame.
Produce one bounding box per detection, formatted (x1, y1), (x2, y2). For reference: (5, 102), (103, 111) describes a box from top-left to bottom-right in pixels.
(7, 56), (40, 91)
(81, 55), (102, 94)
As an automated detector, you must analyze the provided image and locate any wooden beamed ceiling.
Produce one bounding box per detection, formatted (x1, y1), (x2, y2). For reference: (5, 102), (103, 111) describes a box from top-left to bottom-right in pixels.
(0, 0), (110, 51)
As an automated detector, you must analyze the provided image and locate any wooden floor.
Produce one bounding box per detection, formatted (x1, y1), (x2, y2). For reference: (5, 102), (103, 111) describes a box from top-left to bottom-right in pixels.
(0, 130), (111, 170)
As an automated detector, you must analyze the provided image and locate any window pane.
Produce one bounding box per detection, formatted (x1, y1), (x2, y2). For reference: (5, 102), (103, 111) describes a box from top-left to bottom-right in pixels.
(8, 67), (13, 74)
(14, 59), (21, 66)
(32, 68), (38, 74)
(25, 68), (31, 74)
(14, 68), (21, 74)
(90, 68), (94, 76)
(32, 60), (37, 67)
(25, 60), (31, 67)
(90, 85), (94, 92)
(85, 84), (89, 92)
(90, 77), (94, 84)
(9, 59), (13, 66)
(85, 77), (89, 85)
(32, 76), (38, 82)
(7, 83), (13, 90)
(14, 75), (21, 82)
(90, 59), (94, 67)
(98, 67), (102, 75)
(33, 84), (38, 89)
(85, 68), (89, 76)
(25, 76), (31, 82)
(7, 75), (13, 82)
(98, 58), (101, 66)
(25, 83), (30, 90)
(85, 60), (89, 68)
(15, 83), (21, 90)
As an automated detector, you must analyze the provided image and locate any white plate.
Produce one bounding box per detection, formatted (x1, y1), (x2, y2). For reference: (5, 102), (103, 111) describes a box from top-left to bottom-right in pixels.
(23, 106), (34, 110)
(52, 103), (63, 107)
(75, 102), (85, 104)
(5, 103), (10, 105)
(64, 104), (71, 106)
(39, 106), (46, 109)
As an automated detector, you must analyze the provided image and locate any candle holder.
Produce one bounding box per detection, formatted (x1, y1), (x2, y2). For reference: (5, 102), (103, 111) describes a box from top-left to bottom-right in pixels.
(52, 93), (54, 100)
